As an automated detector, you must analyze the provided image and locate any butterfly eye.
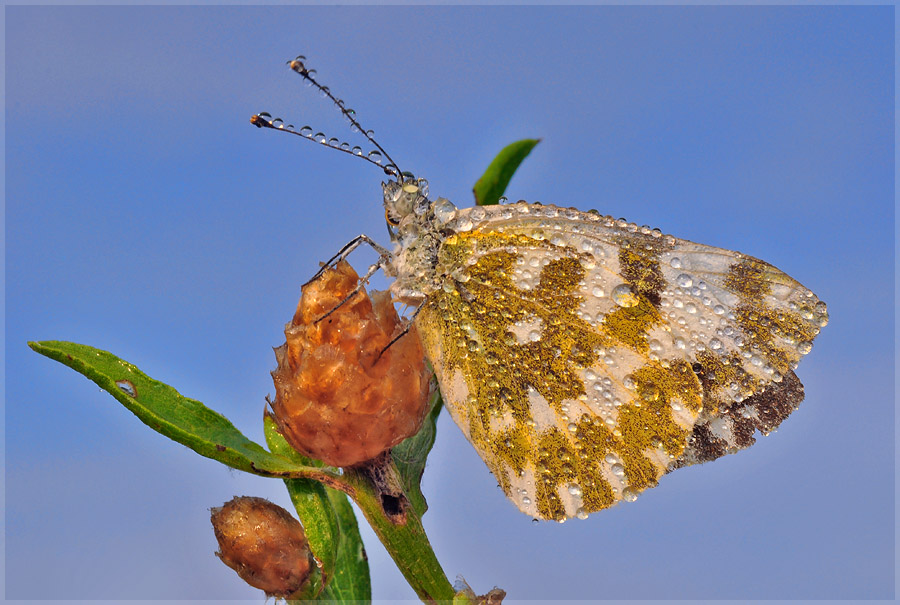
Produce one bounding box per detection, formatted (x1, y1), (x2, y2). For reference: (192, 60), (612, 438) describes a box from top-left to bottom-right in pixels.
(385, 208), (400, 226)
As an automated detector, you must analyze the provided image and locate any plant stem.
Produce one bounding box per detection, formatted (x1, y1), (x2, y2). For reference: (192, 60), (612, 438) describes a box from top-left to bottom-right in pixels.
(342, 462), (456, 603)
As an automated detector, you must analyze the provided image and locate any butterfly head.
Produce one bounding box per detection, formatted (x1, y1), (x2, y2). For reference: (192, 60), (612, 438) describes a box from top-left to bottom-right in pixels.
(383, 174), (432, 237)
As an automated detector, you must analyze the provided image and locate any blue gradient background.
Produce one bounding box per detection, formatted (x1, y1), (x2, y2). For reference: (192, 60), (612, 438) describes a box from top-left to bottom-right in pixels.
(5, 6), (894, 603)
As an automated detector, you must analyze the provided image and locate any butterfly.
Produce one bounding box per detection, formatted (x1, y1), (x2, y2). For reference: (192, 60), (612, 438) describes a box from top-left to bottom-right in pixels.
(256, 56), (828, 522)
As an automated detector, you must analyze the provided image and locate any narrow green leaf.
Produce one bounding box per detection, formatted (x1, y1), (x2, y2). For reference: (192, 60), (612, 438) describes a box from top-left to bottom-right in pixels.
(391, 384), (443, 517)
(264, 415), (338, 596)
(264, 416), (371, 603)
(321, 488), (372, 603)
(28, 341), (327, 478)
(473, 138), (540, 206)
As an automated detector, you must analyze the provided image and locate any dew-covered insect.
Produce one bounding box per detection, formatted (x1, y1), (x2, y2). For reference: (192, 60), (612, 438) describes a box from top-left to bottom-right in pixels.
(254, 56), (828, 522)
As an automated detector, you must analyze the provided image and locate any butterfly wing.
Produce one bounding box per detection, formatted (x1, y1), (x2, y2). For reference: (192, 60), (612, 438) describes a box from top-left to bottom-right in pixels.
(415, 203), (826, 521)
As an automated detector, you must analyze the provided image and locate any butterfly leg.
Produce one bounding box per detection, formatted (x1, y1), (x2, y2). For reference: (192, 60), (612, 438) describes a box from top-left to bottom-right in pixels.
(312, 254), (392, 324)
(304, 234), (392, 286)
(376, 299), (427, 359)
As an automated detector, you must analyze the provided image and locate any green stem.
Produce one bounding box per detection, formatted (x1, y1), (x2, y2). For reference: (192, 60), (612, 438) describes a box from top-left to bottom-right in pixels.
(342, 462), (456, 603)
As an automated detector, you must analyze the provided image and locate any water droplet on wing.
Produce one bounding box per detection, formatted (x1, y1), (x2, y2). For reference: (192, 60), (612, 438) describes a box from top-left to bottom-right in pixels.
(611, 284), (639, 308)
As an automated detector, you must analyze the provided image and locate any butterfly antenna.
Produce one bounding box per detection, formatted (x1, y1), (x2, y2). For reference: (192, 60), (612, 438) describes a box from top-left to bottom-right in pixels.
(249, 55), (402, 179)
(250, 112), (392, 175)
(287, 56), (402, 178)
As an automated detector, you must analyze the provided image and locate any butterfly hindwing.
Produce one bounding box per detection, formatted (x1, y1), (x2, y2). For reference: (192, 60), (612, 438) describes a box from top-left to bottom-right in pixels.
(414, 203), (826, 521)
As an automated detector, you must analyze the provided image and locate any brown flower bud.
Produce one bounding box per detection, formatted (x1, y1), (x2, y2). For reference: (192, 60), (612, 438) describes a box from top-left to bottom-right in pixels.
(210, 496), (313, 598)
(455, 577), (507, 604)
(271, 260), (430, 467)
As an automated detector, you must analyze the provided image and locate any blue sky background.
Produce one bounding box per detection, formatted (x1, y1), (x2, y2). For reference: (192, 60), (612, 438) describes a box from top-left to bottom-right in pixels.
(4, 5), (894, 603)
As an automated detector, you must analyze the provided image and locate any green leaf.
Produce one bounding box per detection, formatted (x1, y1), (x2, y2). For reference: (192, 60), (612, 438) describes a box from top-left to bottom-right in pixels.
(321, 488), (372, 603)
(391, 383), (443, 517)
(28, 341), (329, 479)
(264, 416), (371, 603)
(264, 416), (337, 597)
(473, 138), (540, 206)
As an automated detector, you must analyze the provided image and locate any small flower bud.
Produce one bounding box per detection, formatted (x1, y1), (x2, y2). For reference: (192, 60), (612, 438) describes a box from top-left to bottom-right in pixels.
(210, 496), (313, 598)
(271, 260), (430, 467)
(454, 577), (507, 604)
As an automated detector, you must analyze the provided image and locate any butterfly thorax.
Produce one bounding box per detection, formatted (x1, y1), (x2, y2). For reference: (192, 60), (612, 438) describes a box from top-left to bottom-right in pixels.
(382, 178), (458, 305)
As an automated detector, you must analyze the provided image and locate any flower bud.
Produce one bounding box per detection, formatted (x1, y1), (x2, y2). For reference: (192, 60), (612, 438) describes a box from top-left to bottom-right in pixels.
(210, 496), (313, 598)
(455, 577), (507, 604)
(271, 260), (430, 467)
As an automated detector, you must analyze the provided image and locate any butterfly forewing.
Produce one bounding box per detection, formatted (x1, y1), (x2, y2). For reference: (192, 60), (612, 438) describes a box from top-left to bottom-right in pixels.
(414, 202), (826, 521)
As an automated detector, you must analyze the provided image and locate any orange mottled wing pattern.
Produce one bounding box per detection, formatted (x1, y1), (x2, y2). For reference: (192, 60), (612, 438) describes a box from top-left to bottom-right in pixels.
(414, 202), (826, 521)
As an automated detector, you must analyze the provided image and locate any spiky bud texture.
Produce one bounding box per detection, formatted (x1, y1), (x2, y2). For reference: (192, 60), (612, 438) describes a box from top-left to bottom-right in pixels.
(271, 261), (430, 467)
